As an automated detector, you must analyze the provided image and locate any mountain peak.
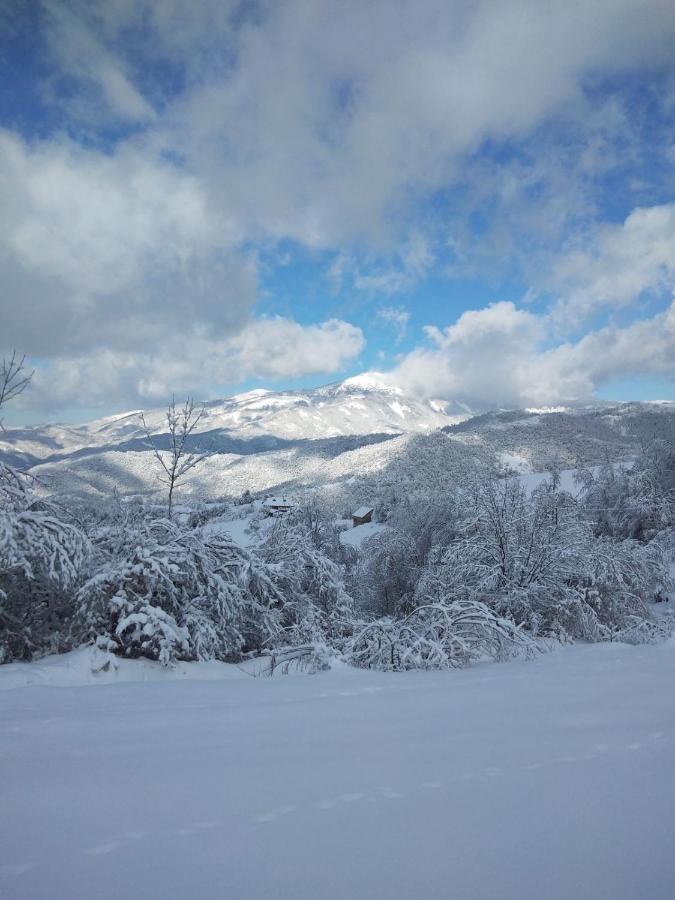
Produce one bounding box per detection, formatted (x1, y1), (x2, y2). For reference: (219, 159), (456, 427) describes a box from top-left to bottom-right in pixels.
(337, 372), (402, 394)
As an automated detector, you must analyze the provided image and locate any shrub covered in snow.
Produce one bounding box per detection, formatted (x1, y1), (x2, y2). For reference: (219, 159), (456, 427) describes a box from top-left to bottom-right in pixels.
(75, 519), (284, 665)
(345, 601), (537, 671)
(260, 515), (355, 646)
(0, 464), (90, 662)
(580, 442), (675, 541)
(415, 476), (671, 643)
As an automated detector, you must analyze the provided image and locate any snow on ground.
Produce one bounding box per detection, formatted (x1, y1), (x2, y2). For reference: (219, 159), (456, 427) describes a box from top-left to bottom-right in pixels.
(519, 462), (635, 497)
(498, 451), (532, 473)
(202, 513), (257, 548)
(0, 647), (262, 690)
(519, 467), (582, 495)
(2, 641), (675, 899)
(339, 520), (388, 548)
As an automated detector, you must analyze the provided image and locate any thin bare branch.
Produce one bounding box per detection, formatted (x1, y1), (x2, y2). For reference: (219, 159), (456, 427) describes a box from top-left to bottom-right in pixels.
(139, 396), (215, 517)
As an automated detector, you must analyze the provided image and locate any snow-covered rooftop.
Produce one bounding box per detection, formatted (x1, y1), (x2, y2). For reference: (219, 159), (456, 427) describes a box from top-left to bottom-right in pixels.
(352, 506), (374, 518)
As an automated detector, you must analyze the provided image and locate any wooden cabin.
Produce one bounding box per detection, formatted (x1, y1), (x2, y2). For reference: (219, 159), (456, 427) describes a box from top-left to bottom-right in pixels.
(351, 506), (374, 527)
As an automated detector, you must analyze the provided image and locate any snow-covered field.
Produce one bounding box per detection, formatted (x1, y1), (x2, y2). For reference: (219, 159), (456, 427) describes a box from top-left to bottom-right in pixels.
(339, 520), (388, 548)
(2, 641), (675, 899)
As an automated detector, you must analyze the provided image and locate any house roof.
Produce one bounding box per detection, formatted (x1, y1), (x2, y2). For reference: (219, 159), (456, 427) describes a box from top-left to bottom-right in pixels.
(263, 496), (294, 507)
(352, 506), (374, 518)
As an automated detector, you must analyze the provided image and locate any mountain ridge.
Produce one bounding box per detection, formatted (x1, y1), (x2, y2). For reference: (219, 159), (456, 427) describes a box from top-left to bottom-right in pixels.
(0, 373), (465, 469)
(3, 374), (673, 503)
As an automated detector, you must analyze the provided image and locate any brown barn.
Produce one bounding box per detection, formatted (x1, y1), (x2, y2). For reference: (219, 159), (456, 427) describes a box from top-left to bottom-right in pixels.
(351, 506), (374, 527)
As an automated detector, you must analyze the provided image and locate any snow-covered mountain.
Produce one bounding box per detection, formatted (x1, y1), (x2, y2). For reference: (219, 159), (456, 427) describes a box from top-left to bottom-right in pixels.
(0, 373), (465, 469)
(4, 375), (673, 504)
(94, 374), (464, 443)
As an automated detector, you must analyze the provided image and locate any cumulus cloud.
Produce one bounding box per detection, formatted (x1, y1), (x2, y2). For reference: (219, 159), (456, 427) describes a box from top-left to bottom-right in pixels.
(541, 302), (675, 399)
(391, 301), (675, 409)
(392, 302), (546, 407)
(551, 203), (675, 322)
(23, 318), (364, 412)
(158, 0), (675, 247)
(3, 1), (675, 416)
(0, 130), (249, 355)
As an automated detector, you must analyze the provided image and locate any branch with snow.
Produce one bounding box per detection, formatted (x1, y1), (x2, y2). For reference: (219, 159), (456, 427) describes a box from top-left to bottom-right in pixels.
(345, 601), (538, 671)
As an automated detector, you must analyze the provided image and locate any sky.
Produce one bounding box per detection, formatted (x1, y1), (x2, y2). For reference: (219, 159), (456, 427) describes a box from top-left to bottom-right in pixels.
(1, 0), (675, 425)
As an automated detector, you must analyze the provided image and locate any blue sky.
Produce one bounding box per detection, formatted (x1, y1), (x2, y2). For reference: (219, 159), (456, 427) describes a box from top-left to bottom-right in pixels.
(1, 0), (675, 425)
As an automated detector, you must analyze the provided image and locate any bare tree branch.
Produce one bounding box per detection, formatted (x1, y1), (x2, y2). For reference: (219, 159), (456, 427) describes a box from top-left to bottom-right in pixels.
(0, 351), (34, 430)
(140, 396), (215, 517)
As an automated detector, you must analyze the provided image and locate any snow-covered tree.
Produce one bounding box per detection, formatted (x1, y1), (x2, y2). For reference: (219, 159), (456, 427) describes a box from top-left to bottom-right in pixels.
(582, 442), (674, 541)
(260, 517), (355, 646)
(0, 464), (90, 661)
(352, 528), (421, 617)
(0, 350), (33, 429)
(387, 491), (460, 563)
(345, 600), (536, 671)
(417, 474), (670, 642)
(75, 519), (284, 665)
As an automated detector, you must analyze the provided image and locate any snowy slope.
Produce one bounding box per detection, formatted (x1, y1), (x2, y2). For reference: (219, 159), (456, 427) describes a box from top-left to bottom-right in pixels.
(27, 429), (491, 502)
(445, 402), (675, 470)
(0, 373), (459, 469)
(4, 390), (674, 503)
(1, 640), (675, 899)
(0, 374), (466, 500)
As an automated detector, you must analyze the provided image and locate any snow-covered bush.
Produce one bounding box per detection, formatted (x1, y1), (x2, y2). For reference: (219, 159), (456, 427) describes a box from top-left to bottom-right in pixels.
(260, 517), (355, 646)
(416, 475), (670, 643)
(345, 601), (537, 671)
(74, 519), (284, 665)
(0, 464), (90, 662)
(351, 491), (461, 618)
(258, 642), (334, 675)
(186, 500), (234, 528)
(352, 528), (421, 617)
(581, 442), (675, 541)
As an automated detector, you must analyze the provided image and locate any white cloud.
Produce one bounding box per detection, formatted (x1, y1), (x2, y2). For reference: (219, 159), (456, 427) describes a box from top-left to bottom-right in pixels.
(392, 302), (545, 407)
(23, 318), (364, 412)
(4, 2), (675, 416)
(22, 0), (675, 258)
(219, 317), (365, 382)
(391, 301), (675, 409)
(376, 306), (411, 344)
(0, 129), (367, 414)
(156, 0), (675, 247)
(551, 203), (675, 322)
(0, 130), (249, 355)
(330, 234), (435, 296)
(42, 0), (156, 124)
(541, 302), (675, 399)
